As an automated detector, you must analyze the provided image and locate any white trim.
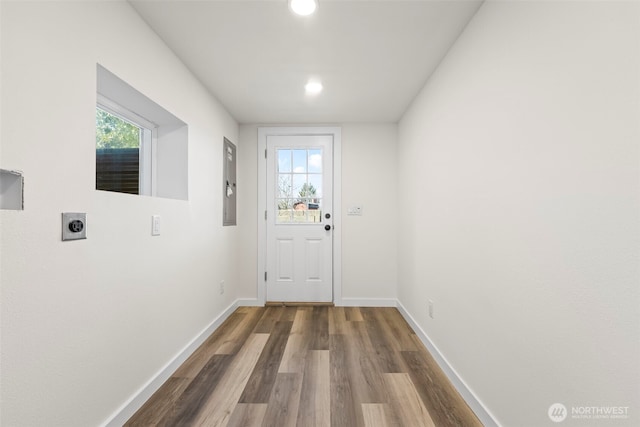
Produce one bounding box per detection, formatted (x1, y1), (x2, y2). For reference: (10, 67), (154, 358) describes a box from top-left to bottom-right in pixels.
(257, 128), (268, 305)
(340, 298), (397, 307)
(149, 131), (158, 197)
(139, 127), (154, 196)
(97, 94), (158, 131)
(396, 300), (501, 427)
(100, 300), (240, 427)
(236, 298), (262, 307)
(257, 126), (342, 306)
(332, 128), (342, 306)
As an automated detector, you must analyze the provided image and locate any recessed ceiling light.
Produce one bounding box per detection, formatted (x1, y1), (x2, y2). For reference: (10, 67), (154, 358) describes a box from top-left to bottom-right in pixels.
(289, 0), (318, 16)
(305, 81), (323, 95)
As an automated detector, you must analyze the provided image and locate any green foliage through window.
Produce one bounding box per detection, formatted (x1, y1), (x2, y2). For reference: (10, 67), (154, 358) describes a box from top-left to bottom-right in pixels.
(298, 182), (317, 200)
(96, 107), (141, 149)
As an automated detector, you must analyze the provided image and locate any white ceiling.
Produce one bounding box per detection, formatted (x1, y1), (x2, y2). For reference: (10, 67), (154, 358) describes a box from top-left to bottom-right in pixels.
(129, 0), (483, 124)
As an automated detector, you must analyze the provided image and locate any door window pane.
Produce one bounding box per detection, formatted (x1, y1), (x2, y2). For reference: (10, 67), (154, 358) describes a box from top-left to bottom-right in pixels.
(278, 199), (293, 222)
(292, 149), (307, 173)
(307, 174), (323, 198)
(278, 149), (291, 173)
(308, 149), (322, 173)
(292, 174), (306, 197)
(307, 199), (322, 223)
(278, 174), (292, 198)
(276, 148), (323, 223)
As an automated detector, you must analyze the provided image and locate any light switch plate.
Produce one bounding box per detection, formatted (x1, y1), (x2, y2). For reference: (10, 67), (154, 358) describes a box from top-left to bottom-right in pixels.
(347, 205), (363, 216)
(62, 212), (87, 241)
(152, 215), (161, 236)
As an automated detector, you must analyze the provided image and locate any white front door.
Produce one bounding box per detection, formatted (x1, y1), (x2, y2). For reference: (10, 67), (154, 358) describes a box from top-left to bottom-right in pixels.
(265, 134), (333, 302)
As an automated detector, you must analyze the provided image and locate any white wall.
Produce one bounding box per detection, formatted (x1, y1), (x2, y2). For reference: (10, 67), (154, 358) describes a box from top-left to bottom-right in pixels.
(236, 124), (260, 301)
(237, 124), (397, 304)
(341, 124), (397, 303)
(0, 2), (239, 426)
(397, 1), (639, 426)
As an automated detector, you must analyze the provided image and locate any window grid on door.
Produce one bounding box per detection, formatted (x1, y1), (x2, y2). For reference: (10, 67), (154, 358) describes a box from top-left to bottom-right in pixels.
(276, 148), (323, 223)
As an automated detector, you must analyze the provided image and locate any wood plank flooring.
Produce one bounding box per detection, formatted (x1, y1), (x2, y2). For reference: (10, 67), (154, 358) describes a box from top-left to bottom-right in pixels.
(125, 307), (483, 427)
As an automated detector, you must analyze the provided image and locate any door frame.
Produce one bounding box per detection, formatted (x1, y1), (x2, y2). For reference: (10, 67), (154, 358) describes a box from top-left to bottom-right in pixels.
(257, 126), (342, 306)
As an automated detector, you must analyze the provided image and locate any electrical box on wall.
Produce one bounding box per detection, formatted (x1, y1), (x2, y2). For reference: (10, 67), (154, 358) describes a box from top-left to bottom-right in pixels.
(0, 169), (24, 210)
(223, 137), (237, 226)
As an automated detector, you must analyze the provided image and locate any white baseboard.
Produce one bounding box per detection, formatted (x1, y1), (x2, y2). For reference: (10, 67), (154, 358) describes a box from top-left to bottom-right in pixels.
(237, 298), (398, 307)
(396, 300), (501, 427)
(340, 297), (397, 307)
(236, 298), (262, 306)
(100, 299), (240, 427)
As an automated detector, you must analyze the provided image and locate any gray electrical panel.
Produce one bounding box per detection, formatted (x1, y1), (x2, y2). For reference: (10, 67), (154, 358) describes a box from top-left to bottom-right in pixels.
(223, 137), (237, 226)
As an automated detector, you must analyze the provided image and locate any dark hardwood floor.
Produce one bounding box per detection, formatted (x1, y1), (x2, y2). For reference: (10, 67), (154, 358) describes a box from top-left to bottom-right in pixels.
(125, 306), (483, 427)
